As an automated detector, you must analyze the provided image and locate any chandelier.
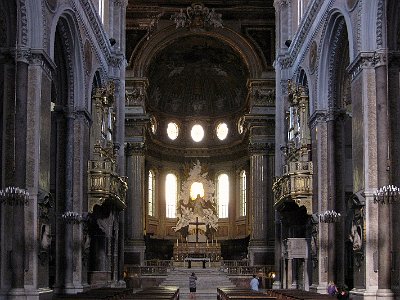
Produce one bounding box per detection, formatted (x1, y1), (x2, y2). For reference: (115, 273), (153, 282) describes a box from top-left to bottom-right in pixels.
(171, 3), (223, 31)
(373, 185), (400, 204)
(0, 186), (30, 206)
(318, 210), (341, 223)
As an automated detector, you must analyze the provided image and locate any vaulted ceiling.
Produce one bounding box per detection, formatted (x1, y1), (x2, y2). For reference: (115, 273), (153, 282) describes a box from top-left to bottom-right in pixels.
(125, 0), (275, 156)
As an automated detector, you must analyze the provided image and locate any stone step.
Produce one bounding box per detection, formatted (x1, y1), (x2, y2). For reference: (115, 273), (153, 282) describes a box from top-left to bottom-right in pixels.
(160, 267), (236, 300)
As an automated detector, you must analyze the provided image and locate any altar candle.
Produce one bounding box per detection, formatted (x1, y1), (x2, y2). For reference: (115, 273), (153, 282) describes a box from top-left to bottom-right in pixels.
(212, 239), (213, 246)
(177, 238), (178, 247)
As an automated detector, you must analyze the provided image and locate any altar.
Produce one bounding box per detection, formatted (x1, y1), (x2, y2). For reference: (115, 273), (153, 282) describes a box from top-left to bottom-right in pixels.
(173, 161), (221, 263)
(173, 241), (221, 263)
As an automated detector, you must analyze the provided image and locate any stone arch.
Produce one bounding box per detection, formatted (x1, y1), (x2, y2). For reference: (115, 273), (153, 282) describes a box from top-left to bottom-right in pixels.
(50, 10), (85, 108)
(317, 11), (352, 111)
(128, 25), (265, 79)
(316, 9), (354, 288)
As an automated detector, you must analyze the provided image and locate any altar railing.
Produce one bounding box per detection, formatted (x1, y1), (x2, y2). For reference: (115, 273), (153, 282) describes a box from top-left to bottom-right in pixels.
(125, 265), (169, 276)
(223, 265), (274, 276)
(173, 243), (221, 262)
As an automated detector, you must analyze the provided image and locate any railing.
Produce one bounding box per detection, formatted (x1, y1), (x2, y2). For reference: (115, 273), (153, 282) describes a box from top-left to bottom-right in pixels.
(221, 260), (249, 268)
(223, 265), (275, 276)
(125, 265), (169, 276)
(144, 259), (174, 267)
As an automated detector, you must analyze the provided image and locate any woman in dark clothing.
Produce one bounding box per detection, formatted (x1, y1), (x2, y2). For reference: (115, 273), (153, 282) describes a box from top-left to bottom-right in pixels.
(189, 272), (197, 299)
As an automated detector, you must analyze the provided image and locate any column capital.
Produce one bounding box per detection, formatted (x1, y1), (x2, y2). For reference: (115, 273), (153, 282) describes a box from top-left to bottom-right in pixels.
(347, 51), (387, 81)
(125, 142), (145, 156)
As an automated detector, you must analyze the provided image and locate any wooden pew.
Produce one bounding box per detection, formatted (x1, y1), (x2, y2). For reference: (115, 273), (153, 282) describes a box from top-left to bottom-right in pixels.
(265, 289), (334, 300)
(126, 286), (179, 300)
(217, 287), (277, 300)
(54, 287), (133, 299)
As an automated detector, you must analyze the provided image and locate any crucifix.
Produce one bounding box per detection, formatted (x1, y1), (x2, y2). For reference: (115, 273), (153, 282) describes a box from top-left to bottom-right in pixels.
(189, 217), (205, 243)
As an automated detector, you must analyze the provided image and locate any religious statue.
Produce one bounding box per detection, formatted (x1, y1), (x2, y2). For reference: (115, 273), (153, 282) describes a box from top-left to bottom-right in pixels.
(174, 161), (218, 238)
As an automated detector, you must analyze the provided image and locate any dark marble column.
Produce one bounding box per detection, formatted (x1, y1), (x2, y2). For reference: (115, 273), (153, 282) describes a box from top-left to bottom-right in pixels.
(375, 61), (394, 299)
(248, 142), (269, 265)
(11, 60), (29, 291)
(64, 109), (75, 291)
(125, 143), (146, 265)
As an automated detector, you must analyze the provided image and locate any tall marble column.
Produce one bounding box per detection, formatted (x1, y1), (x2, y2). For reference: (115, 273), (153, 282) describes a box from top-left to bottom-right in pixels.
(326, 114), (337, 284)
(125, 143), (146, 265)
(64, 108), (75, 292)
(248, 142), (269, 265)
(9, 59), (29, 296)
(309, 112), (329, 294)
(375, 54), (394, 300)
(347, 52), (380, 298)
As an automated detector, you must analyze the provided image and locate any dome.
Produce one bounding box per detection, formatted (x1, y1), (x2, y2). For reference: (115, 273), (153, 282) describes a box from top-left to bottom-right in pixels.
(146, 35), (249, 117)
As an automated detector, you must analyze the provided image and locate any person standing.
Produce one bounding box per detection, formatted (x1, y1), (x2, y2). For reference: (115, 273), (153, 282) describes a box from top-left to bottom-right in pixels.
(250, 274), (259, 291)
(189, 272), (197, 299)
(327, 281), (338, 296)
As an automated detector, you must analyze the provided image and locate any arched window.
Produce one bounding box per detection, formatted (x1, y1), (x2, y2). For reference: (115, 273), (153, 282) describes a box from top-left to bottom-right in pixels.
(166, 173), (178, 218)
(217, 173), (229, 218)
(239, 170), (247, 216)
(148, 170), (156, 216)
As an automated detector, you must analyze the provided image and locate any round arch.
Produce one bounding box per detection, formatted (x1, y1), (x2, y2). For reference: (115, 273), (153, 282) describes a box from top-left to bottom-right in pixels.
(50, 9), (85, 108)
(317, 11), (352, 111)
(128, 25), (265, 79)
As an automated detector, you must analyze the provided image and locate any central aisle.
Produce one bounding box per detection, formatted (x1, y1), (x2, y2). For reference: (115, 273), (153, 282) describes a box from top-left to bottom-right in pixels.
(160, 267), (236, 300)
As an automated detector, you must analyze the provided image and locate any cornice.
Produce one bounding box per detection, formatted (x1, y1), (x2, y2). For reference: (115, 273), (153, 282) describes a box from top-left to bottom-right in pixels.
(347, 51), (387, 81)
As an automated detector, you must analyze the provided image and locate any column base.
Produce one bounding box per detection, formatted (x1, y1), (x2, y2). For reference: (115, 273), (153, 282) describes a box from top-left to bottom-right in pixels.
(350, 288), (380, 300)
(5, 288), (53, 300)
(376, 289), (394, 300)
(125, 239), (146, 265)
(309, 284), (328, 294)
(248, 240), (273, 265)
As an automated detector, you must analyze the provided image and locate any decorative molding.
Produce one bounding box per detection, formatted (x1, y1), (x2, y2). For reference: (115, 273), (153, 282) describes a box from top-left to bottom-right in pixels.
(126, 142), (145, 156)
(171, 3), (223, 31)
(58, 20), (75, 107)
(309, 109), (328, 128)
(75, 108), (92, 127)
(30, 49), (57, 79)
(248, 142), (270, 155)
(19, 0), (28, 46)
(327, 17), (346, 109)
(347, 51), (384, 81)
(376, 0), (384, 48)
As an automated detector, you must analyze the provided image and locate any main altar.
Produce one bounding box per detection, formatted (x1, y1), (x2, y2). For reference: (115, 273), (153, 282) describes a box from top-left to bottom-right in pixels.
(173, 161), (221, 263)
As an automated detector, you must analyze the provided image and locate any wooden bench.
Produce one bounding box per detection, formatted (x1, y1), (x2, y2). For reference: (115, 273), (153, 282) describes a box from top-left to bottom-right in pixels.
(54, 288), (133, 299)
(217, 287), (277, 300)
(266, 289), (333, 300)
(126, 286), (179, 300)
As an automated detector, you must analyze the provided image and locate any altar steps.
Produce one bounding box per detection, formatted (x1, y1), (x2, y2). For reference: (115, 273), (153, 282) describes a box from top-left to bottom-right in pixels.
(160, 267), (236, 300)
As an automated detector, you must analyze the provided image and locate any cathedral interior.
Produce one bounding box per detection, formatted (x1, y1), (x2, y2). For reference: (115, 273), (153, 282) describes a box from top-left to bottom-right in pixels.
(0, 0), (400, 299)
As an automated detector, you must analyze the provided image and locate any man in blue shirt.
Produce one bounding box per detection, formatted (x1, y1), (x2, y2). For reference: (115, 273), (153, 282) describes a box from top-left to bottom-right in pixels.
(250, 274), (259, 291)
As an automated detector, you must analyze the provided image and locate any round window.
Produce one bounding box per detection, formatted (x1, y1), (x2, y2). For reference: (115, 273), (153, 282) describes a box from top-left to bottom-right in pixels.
(216, 122), (228, 140)
(167, 122), (179, 140)
(191, 124), (204, 142)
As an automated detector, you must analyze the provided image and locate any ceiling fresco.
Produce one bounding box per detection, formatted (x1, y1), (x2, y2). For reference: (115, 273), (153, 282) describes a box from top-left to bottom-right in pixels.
(146, 35), (249, 117)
